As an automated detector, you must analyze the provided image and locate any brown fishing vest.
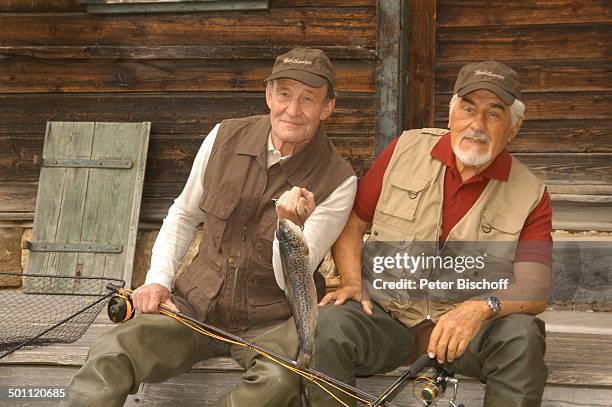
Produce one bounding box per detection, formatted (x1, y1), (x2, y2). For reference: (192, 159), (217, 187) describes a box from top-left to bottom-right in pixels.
(174, 115), (354, 330)
(363, 128), (546, 327)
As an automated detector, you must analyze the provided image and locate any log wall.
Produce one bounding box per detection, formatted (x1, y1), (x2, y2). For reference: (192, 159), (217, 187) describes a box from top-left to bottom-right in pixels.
(409, 0), (612, 231)
(0, 0), (377, 222)
(1, 0), (610, 231)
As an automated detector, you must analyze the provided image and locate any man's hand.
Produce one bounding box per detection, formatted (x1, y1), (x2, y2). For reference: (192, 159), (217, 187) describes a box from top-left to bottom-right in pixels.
(427, 301), (492, 363)
(319, 280), (373, 316)
(131, 283), (178, 313)
(275, 186), (315, 227)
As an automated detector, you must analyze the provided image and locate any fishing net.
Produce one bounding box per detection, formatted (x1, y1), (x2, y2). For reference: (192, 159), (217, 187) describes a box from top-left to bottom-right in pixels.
(0, 272), (124, 359)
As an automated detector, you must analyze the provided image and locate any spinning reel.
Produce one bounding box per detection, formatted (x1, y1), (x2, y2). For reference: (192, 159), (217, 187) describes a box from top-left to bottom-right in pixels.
(413, 360), (465, 407)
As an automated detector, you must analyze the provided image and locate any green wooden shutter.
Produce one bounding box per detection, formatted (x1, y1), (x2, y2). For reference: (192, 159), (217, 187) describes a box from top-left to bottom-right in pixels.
(25, 122), (150, 293)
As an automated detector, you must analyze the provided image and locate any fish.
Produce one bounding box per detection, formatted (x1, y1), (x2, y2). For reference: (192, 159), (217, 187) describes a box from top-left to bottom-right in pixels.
(276, 218), (318, 370)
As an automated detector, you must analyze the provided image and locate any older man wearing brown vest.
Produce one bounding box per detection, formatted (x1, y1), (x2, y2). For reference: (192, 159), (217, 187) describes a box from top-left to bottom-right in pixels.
(62, 48), (356, 407)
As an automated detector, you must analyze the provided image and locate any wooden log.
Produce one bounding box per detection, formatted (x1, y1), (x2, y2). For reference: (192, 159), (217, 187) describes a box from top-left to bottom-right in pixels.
(0, 57), (374, 93)
(436, 59), (612, 94)
(435, 92), (612, 121)
(0, 0), (84, 12)
(0, 45), (377, 60)
(375, 0), (409, 154)
(547, 185), (612, 196)
(0, 0), (377, 12)
(0, 92), (375, 135)
(405, 0), (437, 130)
(514, 153), (612, 185)
(0, 134), (375, 182)
(438, 0), (612, 27)
(0, 9), (376, 47)
(437, 25), (610, 61)
(552, 202), (612, 231)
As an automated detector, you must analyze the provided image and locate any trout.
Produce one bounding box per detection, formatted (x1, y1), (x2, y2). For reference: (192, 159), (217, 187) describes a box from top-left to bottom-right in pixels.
(276, 218), (318, 370)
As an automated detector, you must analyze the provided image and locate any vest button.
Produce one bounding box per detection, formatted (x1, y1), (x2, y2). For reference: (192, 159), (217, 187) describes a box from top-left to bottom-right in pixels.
(408, 191), (418, 199)
(228, 256), (235, 265)
(482, 223), (492, 233)
(373, 230), (379, 236)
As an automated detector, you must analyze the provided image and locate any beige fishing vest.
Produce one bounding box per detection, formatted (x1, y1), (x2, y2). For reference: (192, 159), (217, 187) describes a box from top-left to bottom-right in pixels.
(363, 128), (545, 328)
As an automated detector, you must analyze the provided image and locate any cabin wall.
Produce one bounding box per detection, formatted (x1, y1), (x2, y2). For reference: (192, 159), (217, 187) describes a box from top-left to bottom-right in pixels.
(0, 0), (378, 225)
(407, 0), (612, 231)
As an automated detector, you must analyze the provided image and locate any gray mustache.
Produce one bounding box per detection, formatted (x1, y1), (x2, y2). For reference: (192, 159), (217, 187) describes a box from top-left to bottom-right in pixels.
(460, 130), (490, 143)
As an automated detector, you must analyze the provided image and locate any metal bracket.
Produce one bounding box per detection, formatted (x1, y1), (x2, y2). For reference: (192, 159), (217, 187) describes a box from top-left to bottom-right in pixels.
(22, 241), (123, 253)
(42, 158), (133, 169)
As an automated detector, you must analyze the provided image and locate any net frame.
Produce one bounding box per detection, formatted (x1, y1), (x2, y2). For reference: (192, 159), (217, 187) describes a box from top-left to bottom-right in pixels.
(0, 272), (125, 359)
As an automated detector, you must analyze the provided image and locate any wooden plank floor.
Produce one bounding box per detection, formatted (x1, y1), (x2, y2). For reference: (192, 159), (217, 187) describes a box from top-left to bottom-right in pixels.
(1, 366), (611, 407)
(1, 311), (612, 406)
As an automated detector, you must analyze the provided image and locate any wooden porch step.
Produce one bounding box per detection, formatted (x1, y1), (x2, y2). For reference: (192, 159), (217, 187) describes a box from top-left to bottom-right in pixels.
(2, 365), (611, 407)
(1, 311), (611, 406)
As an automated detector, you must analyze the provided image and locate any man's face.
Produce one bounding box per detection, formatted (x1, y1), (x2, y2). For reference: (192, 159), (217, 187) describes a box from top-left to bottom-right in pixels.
(266, 78), (335, 152)
(448, 89), (521, 169)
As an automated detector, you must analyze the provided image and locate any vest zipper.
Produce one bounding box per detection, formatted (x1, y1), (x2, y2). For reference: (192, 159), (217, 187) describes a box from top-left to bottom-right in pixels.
(229, 227), (248, 326)
(230, 266), (239, 326)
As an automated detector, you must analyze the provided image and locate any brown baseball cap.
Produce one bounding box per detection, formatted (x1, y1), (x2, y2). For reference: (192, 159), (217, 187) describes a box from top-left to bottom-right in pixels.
(265, 47), (335, 92)
(454, 61), (522, 105)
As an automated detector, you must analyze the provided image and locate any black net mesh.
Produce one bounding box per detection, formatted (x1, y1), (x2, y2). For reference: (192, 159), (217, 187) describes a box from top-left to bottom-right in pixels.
(0, 273), (124, 359)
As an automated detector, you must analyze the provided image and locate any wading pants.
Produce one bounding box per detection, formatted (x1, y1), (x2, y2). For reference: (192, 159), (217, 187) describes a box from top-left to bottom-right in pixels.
(62, 294), (301, 407)
(222, 301), (548, 407)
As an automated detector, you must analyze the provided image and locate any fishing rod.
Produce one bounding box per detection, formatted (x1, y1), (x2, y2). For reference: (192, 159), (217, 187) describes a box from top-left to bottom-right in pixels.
(373, 356), (465, 407)
(106, 283), (397, 407)
(107, 283), (466, 407)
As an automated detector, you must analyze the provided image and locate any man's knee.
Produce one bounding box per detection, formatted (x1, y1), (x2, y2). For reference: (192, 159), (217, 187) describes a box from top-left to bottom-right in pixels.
(227, 357), (301, 406)
(488, 314), (546, 356)
(317, 302), (364, 343)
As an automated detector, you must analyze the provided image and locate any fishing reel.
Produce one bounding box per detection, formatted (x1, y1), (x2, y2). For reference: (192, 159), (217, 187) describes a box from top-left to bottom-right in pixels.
(107, 288), (135, 323)
(413, 361), (465, 407)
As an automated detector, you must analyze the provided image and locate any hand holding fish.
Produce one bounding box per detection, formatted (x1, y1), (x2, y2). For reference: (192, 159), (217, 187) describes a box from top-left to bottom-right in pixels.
(274, 186), (315, 227)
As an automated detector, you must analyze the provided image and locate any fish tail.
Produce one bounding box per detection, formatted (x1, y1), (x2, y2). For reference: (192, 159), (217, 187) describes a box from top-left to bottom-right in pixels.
(300, 386), (310, 407)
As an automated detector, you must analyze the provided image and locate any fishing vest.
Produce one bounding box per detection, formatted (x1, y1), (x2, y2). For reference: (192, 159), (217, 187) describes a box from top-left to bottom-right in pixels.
(363, 128), (545, 328)
(174, 115), (354, 330)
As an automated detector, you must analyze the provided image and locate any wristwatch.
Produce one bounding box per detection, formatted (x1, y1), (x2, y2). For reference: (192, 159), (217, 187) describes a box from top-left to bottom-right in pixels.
(485, 296), (501, 314)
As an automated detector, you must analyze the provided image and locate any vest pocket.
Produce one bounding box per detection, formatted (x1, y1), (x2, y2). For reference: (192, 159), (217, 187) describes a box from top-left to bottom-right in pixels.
(379, 176), (429, 222)
(477, 210), (524, 262)
(246, 268), (290, 324)
(200, 189), (237, 253)
(174, 257), (224, 321)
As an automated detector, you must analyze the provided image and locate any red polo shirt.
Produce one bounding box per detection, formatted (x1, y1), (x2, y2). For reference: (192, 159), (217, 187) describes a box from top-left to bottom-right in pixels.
(354, 133), (553, 265)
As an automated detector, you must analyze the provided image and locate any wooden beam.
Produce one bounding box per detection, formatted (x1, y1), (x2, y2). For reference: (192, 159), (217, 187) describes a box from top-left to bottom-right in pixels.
(405, 0), (437, 130)
(0, 45), (377, 60)
(375, 0), (410, 154)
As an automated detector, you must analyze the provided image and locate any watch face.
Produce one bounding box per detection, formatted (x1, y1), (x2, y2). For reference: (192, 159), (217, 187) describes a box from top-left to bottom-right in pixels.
(487, 296), (501, 313)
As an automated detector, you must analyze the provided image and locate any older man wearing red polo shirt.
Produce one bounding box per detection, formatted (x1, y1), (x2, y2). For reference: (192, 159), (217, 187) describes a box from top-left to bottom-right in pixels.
(312, 61), (553, 407)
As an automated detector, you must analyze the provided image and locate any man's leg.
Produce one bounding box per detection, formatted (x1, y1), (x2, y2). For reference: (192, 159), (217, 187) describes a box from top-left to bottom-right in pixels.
(213, 319), (302, 407)
(453, 313), (547, 407)
(63, 312), (227, 407)
(308, 301), (415, 407)
(214, 301), (414, 407)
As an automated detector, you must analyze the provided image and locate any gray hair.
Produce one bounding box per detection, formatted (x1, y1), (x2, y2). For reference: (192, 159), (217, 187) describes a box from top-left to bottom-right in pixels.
(449, 94), (525, 126)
